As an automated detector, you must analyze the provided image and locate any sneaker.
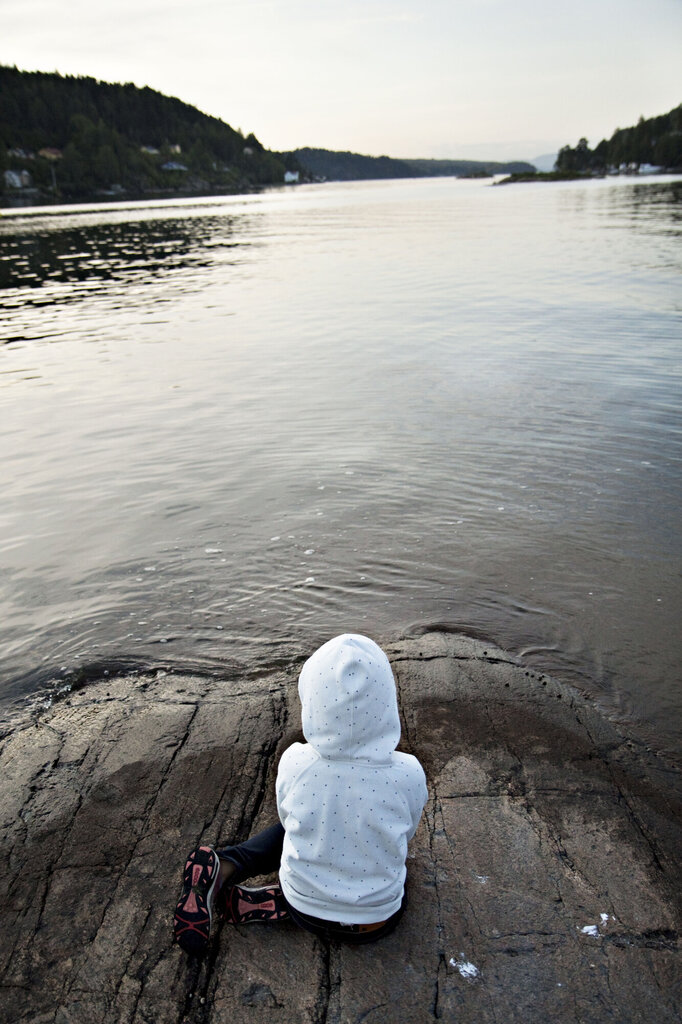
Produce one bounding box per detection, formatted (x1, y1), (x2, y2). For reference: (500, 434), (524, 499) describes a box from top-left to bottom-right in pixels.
(220, 883), (290, 925)
(173, 845), (221, 953)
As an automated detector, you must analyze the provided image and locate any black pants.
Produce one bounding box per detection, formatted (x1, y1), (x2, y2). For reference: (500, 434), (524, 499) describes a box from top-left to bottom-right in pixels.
(217, 824), (406, 944)
(217, 822), (285, 884)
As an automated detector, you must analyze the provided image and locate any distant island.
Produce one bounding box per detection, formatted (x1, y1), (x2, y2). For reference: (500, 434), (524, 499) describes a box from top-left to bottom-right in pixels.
(497, 104), (682, 184)
(1, 65), (680, 205)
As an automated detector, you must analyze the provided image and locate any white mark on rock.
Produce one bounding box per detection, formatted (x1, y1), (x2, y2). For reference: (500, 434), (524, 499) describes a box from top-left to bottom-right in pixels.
(205, 547), (223, 554)
(580, 924), (599, 937)
(449, 957), (479, 980)
(474, 874), (489, 884)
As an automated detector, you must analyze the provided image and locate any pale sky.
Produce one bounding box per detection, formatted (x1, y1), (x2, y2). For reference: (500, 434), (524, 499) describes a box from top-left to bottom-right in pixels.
(2, 0), (681, 161)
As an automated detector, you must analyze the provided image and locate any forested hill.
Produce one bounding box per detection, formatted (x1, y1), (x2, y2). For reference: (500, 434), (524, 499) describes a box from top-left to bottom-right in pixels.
(0, 66), (299, 201)
(405, 157), (535, 176)
(555, 103), (682, 173)
(290, 148), (535, 181)
(290, 149), (416, 181)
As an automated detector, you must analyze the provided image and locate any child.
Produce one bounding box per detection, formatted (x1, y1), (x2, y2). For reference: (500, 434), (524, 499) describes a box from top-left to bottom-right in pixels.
(173, 633), (427, 951)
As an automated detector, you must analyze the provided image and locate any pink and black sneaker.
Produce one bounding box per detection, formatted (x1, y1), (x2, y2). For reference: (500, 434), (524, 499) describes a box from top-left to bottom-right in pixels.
(173, 845), (221, 953)
(220, 883), (290, 925)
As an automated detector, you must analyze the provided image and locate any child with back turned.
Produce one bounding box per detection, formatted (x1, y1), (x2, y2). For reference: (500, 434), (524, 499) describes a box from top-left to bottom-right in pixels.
(173, 633), (428, 949)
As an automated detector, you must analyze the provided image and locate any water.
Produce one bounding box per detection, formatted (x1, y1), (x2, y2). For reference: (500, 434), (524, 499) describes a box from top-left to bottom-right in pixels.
(1, 176), (680, 758)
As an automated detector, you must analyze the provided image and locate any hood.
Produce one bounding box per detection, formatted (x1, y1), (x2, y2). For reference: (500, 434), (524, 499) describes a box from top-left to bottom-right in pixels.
(298, 634), (400, 762)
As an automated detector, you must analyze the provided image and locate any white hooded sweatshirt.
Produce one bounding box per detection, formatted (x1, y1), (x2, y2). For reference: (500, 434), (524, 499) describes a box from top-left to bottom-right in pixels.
(276, 634), (428, 924)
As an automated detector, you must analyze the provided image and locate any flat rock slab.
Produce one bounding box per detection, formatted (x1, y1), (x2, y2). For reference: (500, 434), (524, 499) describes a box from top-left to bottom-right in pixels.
(1, 631), (680, 1023)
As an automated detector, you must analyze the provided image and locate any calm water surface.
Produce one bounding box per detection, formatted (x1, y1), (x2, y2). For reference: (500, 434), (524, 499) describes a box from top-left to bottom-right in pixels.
(1, 177), (680, 756)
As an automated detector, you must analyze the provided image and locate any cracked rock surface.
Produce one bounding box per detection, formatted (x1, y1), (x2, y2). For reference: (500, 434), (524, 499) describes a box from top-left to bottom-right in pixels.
(1, 631), (680, 1023)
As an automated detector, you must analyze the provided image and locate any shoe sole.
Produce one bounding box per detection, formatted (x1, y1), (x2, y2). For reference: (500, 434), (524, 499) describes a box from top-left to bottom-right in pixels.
(173, 845), (220, 953)
(222, 883), (289, 925)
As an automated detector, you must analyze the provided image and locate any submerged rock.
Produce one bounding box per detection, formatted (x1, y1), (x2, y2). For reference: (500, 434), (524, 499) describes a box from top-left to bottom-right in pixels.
(1, 631), (680, 1023)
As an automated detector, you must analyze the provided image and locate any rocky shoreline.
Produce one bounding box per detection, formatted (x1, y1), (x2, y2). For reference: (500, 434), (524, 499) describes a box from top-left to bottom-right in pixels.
(1, 631), (680, 1023)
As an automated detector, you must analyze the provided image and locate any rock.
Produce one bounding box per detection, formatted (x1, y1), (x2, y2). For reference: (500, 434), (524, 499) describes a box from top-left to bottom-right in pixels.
(0, 631), (680, 1023)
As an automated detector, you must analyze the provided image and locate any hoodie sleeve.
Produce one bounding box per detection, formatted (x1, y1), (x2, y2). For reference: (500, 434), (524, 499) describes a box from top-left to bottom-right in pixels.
(395, 752), (429, 841)
(276, 742), (317, 824)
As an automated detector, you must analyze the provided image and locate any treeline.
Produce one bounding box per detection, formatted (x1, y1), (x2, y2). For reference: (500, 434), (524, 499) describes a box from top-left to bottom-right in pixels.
(290, 148), (415, 181)
(556, 104), (682, 173)
(0, 66), (300, 200)
(403, 157), (535, 177)
(289, 148), (535, 182)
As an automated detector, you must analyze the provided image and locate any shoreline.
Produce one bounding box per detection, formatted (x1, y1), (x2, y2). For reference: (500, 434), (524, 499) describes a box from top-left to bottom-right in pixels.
(496, 169), (682, 185)
(0, 182), (269, 212)
(1, 630), (679, 1022)
(3, 170), (681, 211)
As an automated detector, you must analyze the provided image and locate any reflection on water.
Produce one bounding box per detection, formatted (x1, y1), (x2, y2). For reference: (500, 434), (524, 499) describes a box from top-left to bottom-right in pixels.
(0, 207), (254, 347)
(612, 177), (682, 224)
(0, 177), (681, 759)
(0, 216), (245, 292)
